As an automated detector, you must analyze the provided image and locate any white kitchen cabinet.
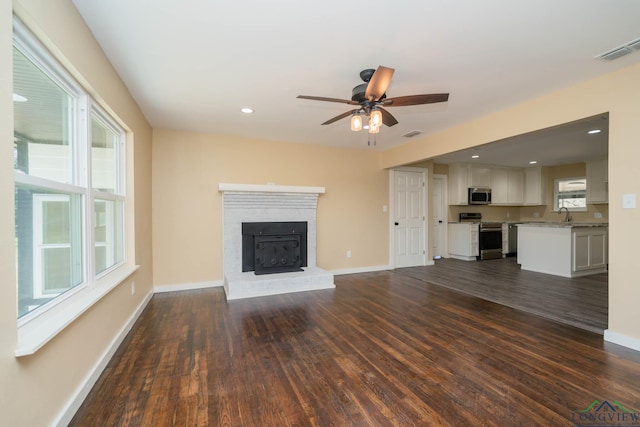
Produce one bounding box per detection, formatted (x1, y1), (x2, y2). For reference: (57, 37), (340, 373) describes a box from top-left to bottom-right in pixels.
(490, 167), (524, 205)
(573, 228), (608, 272)
(586, 157), (608, 204)
(448, 163), (493, 205)
(490, 167), (509, 204)
(507, 169), (524, 205)
(523, 166), (548, 205)
(469, 164), (491, 187)
(448, 223), (479, 261)
(448, 163), (469, 205)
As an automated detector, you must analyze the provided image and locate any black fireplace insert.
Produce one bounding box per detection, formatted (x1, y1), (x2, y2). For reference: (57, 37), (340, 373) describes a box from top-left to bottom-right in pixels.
(242, 222), (308, 275)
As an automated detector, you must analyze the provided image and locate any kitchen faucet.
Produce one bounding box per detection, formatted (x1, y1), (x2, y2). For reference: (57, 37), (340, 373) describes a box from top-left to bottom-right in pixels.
(558, 206), (572, 222)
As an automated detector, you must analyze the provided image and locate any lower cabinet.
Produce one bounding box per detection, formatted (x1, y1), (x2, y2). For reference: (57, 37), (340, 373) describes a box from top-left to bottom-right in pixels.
(573, 228), (608, 272)
(448, 223), (479, 261)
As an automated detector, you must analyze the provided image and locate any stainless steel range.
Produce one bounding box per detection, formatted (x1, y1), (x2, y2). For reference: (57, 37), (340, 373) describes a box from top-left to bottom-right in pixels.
(459, 213), (503, 260)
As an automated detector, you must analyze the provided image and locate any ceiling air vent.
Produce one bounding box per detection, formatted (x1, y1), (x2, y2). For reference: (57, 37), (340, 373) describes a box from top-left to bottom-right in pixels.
(402, 130), (423, 138)
(627, 38), (640, 51)
(595, 37), (640, 61)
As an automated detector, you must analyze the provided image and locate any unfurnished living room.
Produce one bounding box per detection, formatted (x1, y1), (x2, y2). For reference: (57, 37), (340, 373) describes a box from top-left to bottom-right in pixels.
(2, 1), (640, 426)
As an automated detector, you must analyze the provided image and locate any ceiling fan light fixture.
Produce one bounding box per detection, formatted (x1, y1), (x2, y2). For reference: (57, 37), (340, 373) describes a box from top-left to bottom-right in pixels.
(370, 109), (382, 128)
(351, 113), (363, 131)
(368, 122), (380, 134)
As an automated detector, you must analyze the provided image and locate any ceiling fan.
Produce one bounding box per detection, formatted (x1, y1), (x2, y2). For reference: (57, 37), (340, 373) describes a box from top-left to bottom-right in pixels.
(297, 65), (449, 134)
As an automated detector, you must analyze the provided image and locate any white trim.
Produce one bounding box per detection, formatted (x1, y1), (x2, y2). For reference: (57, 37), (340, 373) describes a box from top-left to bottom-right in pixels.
(154, 280), (223, 293)
(331, 265), (392, 275)
(604, 330), (640, 352)
(52, 290), (153, 427)
(15, 264), (139, 357)
(14, 170), (86, 194)
(219, 183), (325, 194)
(433, 174), (449, 259)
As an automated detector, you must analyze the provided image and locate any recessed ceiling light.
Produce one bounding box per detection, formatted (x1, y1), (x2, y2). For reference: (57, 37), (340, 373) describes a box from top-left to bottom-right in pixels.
(529, 160), (538, 164)
(241, 107), (254, 114)
(471, 155), (479, 159)
(588, 129), (601, 134)
(13, 93), (27, 102)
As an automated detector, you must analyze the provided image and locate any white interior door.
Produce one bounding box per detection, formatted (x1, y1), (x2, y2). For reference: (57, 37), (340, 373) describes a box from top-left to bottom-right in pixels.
(394, 170), (425, 268)
(432, 174), (447, 258)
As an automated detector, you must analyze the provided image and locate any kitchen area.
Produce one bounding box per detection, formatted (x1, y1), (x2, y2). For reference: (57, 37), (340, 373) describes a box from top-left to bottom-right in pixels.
(443, 159), (609, 278)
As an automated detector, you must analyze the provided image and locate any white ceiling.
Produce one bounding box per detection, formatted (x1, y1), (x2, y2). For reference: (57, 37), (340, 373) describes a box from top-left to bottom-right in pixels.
(71, 0), (640, 161)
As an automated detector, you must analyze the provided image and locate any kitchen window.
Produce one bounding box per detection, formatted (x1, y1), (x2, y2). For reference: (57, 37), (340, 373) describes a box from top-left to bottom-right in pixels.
(554, 177), (587, 211)
(13, 18), (126, 325)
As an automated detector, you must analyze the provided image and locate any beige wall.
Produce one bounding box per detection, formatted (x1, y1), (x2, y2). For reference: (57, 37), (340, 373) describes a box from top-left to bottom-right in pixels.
(1, 1), (153, 425)
(152, 129), (389, 287)
(382, 62), (640, 343)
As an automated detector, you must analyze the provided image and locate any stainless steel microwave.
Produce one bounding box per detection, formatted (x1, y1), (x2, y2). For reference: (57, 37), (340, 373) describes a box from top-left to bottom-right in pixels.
(468, 187), (491, 205)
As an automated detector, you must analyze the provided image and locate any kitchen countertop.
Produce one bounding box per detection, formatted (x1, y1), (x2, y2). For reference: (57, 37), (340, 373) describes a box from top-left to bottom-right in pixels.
(517, 222), (608, 228)
(448, 221), (608, 228)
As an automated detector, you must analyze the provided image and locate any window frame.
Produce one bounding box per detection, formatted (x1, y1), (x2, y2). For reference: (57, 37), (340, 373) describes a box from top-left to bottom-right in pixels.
(553, 176), (588, 212)
(13, 17), (133, 354)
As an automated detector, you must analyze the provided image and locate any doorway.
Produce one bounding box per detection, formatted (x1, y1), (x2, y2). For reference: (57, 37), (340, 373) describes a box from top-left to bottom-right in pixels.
(432, 174), (448, 258)
(390, 168), (427, 268)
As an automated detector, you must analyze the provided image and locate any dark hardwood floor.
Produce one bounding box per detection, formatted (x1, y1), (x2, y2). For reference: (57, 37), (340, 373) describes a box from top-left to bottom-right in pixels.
(70, 269), (639, 426)
(396, 257), (608, 334)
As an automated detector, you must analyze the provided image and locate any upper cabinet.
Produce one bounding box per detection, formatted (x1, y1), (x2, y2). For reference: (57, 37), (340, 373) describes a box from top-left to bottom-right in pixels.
(448, 163), (470, 205)
(469, 164), (491, 188)
(523, 166), (548, 205)
(448, 162), (548, 206)
(586, 157), (608, 204)
(490, 167), (523, 205)
(448, 163), (491, 205)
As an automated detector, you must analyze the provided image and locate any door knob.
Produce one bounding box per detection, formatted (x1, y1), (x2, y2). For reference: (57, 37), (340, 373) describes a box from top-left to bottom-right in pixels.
(394, 222), (399, 226)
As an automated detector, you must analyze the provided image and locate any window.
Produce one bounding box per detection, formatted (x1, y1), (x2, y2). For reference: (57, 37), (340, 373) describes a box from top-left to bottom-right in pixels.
(13, 19), (126, 320)
(554, 177), (587, 211)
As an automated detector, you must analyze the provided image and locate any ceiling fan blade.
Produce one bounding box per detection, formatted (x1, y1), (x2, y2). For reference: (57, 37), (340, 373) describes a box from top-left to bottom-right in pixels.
(321, 109), (358, 125)
(383, 93), (449, 107)
(297, 95), (359, 105)
(379, 108), (398, 127)
(364, 66), (395, 102)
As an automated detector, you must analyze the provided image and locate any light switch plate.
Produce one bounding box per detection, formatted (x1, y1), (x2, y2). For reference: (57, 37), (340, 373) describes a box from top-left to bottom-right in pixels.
(623, 193), (637, 209)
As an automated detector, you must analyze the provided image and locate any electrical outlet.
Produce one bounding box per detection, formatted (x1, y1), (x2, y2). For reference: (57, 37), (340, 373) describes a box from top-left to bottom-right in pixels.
(346, 250), (352, 258)
(383, 205), (388, 213)
(131, 282), (135, 295)
(594, 212), (602, 219)
(533, 212), (540, 218)
(506, 212), (510, 218)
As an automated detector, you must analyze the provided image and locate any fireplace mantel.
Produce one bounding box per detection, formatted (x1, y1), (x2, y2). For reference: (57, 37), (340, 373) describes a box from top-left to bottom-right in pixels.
(218, 183), (334, 300)
(218, 183), (325, 194)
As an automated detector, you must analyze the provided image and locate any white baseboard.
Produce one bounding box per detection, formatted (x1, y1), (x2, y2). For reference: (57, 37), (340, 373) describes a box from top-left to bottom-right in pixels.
(331, 265), (392, 276)
(54, 290), (153, 427)
(154, 280), (223, 293)
(604, 329), (640, 352)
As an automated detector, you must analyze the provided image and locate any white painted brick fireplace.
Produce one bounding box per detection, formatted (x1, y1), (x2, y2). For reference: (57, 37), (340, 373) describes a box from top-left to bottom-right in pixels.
(218, 183), (335, 300)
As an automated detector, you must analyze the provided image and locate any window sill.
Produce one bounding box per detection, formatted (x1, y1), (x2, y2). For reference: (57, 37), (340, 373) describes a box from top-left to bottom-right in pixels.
(15, 264), (139, 357)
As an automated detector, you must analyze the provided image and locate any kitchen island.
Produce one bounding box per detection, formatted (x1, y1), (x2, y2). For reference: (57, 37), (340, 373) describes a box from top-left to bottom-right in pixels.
(517, 223), (608, 278)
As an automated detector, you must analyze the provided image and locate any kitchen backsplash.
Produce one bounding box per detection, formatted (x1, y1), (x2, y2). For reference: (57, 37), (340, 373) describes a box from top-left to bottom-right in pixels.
(449, 204), (608, 223)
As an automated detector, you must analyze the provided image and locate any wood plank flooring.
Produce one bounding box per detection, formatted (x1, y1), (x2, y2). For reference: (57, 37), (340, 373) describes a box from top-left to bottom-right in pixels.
(396, 257), (607, 333)
(69, 269), (639, 426)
